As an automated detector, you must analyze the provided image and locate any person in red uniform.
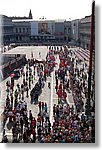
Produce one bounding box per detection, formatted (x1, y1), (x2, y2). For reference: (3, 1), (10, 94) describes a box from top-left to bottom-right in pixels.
(32, 117), (36, 129)
(62, 90), (67, 102)
(57, 89), (62, 104)
(59, 83), (62, 90)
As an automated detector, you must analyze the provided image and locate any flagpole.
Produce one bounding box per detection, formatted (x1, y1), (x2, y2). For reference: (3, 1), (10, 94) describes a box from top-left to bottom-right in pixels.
(86, 0), (95, 116)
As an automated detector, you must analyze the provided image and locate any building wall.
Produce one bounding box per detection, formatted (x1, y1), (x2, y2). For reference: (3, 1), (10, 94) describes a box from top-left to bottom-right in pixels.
(48, 21), (55, 35)
(79, 16), (91, 50)
(0, 15), (14, 45)
(13, 21), (31, 43)
(64, 21), (71, 42)
(55, 22), (64, 40)
(0, 14), (94, 46)
(31, 21), (38, 36)
(0, 15), (3, 47)
(71, 19), (80, 43)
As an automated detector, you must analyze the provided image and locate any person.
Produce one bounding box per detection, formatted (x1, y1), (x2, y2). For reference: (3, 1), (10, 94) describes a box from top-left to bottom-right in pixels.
(71, 105), (74, 115)
(48, 82), (51, 89)
(32, 118), (36, 129)
(45, 112), (49, 122)
(29, 110), (33, 122)
(42, 102), (44, 111)
(39, 101), (41, 113)
(55, 84), (58, 92)
(23, 131), (28, 143)
(32, 128), (36, 142)
(66, 79), (69, 90)
(39, 52), (41, 58)
(31, 75), (34, 84)
(2, 135), (8, 143)
(3, 128), (5, 137)
(26, 86), (29, 98)
(44, 102), (47, 112)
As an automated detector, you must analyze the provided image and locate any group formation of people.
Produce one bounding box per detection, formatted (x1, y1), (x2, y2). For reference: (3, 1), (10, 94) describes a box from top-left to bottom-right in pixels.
(1, 45), (95, 143)
(48, 46), (95, 142)
(30, 64), (45, 104)
(41, 103), (94, 143)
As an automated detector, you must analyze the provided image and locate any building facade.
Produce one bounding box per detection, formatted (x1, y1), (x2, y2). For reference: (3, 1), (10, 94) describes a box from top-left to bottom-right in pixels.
(71, 19), (80, 45)
(79, 16), (91, 50)
(55, 20), (65, 41)
(1, 13), (93, 47)
(0, 15), (14, 45)
(30, 20), (55, 41)
(13, 20), (31, 43)
(13, 19), (68, 43)
(64, 21), (71, 42)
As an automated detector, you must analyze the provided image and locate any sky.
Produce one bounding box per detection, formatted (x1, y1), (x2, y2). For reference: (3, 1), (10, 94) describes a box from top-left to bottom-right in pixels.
(0, 0), (93, 21)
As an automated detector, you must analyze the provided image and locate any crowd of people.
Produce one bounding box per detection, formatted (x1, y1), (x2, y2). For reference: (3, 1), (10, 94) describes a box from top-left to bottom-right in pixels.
(41, 45), (95, 143)
(1, 45), (95, 143)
